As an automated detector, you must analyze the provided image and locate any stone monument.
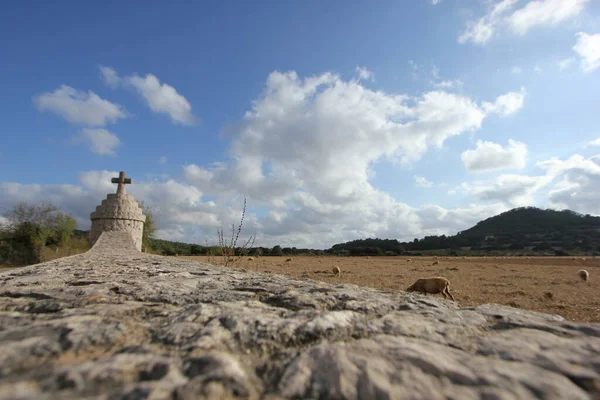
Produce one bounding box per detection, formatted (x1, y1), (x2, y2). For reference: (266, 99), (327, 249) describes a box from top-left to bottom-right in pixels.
(89, 171), (146, 251)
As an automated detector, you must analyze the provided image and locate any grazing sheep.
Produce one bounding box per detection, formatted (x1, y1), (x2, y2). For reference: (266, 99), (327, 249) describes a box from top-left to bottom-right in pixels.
(247, 257), (254, 261)
(286, 258), (293, 262)
(406, 258), (412, 262)
(406, 277), (456, 301)
(578, 269), (590, 282)
(432, 260), (439, 266)
(332, 266), (341, 277)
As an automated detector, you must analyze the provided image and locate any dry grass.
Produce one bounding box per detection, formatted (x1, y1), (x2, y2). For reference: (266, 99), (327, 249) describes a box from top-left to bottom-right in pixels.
(184, 255), (600, 323)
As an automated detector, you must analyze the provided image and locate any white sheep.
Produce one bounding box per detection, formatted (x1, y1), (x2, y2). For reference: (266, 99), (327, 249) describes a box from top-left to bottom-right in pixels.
(432, 260), (439, 266)
(247, 257), (254, 261)
(406, 258), (412, 262)
(285, 258), (293, 262)
(406, 277), (456, 301)
(332, 266), (341, 277)
(578, 269), (590, 282)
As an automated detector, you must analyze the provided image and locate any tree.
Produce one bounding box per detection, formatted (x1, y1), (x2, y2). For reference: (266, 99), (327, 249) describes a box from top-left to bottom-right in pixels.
(0, 202), (77, 265)
(271, 245), (283, 256)
(190, 244), (204, 255)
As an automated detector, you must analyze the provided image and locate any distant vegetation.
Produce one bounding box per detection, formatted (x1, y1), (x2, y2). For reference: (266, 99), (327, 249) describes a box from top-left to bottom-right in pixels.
(0, 202), (89, 266)
(2, 205), (598, 268)
(331, 207), (600, 257)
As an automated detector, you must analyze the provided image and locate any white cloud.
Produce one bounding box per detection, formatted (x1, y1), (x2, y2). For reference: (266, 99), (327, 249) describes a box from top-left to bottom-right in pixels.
(414, 175), (433, 188)
(99, 65), (120, 88)
(159, 156), (168, 164)
(462, 174), (552, 207)
(175, 70), (527, 245)
(355, 66), (374, 81)
(459, 0), (519, 44)
(7, 70), (543, 248)
(483, 87), (526, 117)
(78, 128), (121, 156)
(508, 0), (589, 35)
(100, 66), (198, 126)
(33, 85), (127, 126)
(459, 0), (588, 45)
(538, 154), (600, 215)
(193, 70), (523, 205)
(511, 66), (523, 74)
(461, 139), (528, 173)
(557, 57), (576, 70)
(127, 74), (198, 126)
(432, 0), (441, 4)
(586, 137), (600, 147)
(573, 32), (600, 72)
(432, 79), (463, 89)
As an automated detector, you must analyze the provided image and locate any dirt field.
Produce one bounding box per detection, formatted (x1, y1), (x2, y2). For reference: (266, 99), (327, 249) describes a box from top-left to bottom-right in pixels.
(183, 255), (600, 323)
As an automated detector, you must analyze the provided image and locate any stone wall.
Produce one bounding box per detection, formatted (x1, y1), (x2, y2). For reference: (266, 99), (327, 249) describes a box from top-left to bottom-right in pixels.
(0, 230), (598, 399)
(89, 194), (146, 251)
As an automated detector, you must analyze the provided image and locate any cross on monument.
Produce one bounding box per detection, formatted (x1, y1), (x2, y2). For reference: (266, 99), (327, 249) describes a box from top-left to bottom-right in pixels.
(111, 171), (132, 197)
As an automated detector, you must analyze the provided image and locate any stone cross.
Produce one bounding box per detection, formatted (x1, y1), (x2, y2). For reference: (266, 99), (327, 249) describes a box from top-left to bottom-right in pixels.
(111, 171), (132, 197)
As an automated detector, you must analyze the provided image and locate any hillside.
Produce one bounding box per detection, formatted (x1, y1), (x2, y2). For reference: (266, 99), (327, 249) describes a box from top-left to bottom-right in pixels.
(332, 207), (600, 256)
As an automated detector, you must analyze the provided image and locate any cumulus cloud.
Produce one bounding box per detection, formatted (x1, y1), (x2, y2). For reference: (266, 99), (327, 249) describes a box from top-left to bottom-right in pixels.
(586, 137), (600, 147)
(9, 70), (534, 248)
(573, 32), (600, 72)
(184, 71), (524, 207)
(483, 87), (526, 116)
(33, 85), (127, 126)
(508, 0), (589, 35)
(538, 154), (600, 215)
(127, 74), (198, 126)
(355, 66), (374, 81)
(462, 173), (553, 207)
(414, 176), (433, 188)
(459, 0), (588, 45)
(461, 139), (528, 173)
(456, 152), (600, 216)
(77, 128), (121, 156)
(100, 66), (198, 126)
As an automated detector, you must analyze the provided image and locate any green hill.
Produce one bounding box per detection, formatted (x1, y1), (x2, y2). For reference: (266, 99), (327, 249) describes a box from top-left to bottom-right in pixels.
(331, 207), (600, 256)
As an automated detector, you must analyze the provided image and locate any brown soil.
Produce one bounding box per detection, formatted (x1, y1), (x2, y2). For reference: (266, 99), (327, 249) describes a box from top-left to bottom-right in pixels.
(184, 255), (600, 323)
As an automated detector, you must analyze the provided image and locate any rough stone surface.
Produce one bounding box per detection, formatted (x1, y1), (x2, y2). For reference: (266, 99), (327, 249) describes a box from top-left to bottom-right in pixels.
(0, 231), (599, 399)
(89, 194), (146, 251)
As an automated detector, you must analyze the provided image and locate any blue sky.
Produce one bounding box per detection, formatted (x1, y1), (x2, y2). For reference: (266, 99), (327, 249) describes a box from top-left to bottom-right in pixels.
(1, 0), (600, 248)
